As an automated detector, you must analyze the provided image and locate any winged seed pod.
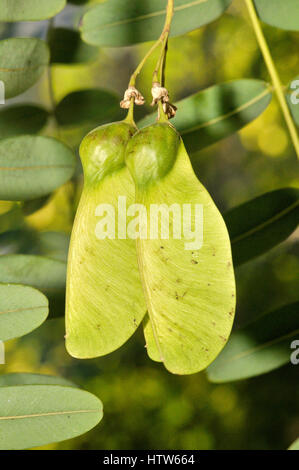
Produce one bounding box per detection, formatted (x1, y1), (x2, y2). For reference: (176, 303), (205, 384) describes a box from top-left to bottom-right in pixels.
(125, 122), (236, 375)
(65, 121), (146, 358)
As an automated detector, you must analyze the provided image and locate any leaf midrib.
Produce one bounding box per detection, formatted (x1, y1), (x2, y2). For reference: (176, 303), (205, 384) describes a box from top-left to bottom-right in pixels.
(0, 0), (66, 23)
(0, 305), (46, 315)
(0, 409), (100, 421)
(180, 87), (271, 135)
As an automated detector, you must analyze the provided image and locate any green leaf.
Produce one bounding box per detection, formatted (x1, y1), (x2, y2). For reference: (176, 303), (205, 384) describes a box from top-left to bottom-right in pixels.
(207, 302), (299, 382)
(0, 254), (66, 301)
(125, 123), (235, 374)
(286, 78), (299, 126)
(2, 228), (67, 260)
(0, 38), (49, 99)
(0, 283), (48, 342)
(0, 105), (49, 139)
(0, 205), (24, 234)
(0, 0), (66, 21)
(288, 438), (299, 450)
(225, 188), (299, 266)
(68, 0), (89, 4)
(0, 135), (76, 201)
(0, 229), (37, 256)
(49, 28), (98, 64)
(55, 89), (123, 127)
(37, 231), (70, 262)
(0, 385), (103, 449)
(81, 0), (232, 47)
(0, 255), (66, 318)
(254, 0), (299, 31)
(139, 80), (272, 153)
(0, 373), (75, 388)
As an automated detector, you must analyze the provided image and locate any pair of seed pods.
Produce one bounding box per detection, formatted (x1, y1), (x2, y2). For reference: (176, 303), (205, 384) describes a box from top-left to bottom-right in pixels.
(65, 119), (236, 374)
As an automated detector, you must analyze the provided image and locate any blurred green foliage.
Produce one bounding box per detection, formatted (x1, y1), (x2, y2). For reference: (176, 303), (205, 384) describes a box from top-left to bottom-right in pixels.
(0, 1), (298, 449)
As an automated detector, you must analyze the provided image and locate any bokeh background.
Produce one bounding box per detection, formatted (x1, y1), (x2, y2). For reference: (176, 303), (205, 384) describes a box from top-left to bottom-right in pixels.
(0, 0), (298, 449)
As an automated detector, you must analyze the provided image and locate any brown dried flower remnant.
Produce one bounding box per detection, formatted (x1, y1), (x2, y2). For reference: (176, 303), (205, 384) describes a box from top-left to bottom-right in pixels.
(151, 82), (177, 119)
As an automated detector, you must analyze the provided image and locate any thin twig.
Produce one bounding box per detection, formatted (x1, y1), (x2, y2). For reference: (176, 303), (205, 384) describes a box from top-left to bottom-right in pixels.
(153, 0), (174, 84)
(128, 0), (174, 88)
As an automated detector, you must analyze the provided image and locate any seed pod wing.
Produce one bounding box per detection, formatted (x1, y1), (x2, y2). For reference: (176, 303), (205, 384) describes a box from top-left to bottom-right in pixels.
(128, 124), (236, 374)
